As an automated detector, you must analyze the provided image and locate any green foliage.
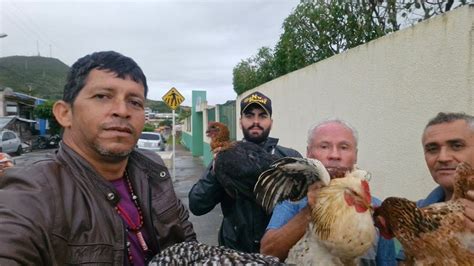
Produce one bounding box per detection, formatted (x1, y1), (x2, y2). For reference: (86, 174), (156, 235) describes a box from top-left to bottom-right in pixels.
(33, 100), (61, 135)
(233, 47), (276, 94)
(232, 0), (468, 95)
(0, 56), (181, 111)
(159, 119), (173, 127)
(0, 56), (68, 99)
(233, 60), (259, 95)
(274, 0), (389, 74)
(177, 108), (191, 122)
(146, 99), (172, 113)
(143, 123), (155, 132)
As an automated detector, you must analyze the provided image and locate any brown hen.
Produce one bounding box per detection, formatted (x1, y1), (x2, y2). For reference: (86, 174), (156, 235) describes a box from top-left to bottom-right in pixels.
(373, 162), (474, 265)
(206, 121), (232, 151)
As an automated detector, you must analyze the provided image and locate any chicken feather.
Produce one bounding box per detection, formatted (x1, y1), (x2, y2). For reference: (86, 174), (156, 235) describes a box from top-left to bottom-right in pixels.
(148, 241), (283, 265)
(373, 162), (474, 265)
(255, 157), (330, 213)
(206, 122), (275, 200)
(254, 157), (376, 265)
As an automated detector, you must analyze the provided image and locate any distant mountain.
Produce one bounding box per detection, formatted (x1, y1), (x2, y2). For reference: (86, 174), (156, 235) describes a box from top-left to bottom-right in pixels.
(146, 99), (173, 113)
(0, 56), (68, 99)
(0, 55), (190, 112)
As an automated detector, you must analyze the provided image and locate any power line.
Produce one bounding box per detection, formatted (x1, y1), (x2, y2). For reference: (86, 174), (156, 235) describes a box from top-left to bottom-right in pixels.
(3, 1), (62, 57)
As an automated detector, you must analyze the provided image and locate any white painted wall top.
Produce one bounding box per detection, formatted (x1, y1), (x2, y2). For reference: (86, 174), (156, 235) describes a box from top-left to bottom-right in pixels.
(237, 5), (474, 200)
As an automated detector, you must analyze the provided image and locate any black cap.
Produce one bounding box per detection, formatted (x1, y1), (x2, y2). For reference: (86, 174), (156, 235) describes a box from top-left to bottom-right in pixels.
(240, 91), (272, 116)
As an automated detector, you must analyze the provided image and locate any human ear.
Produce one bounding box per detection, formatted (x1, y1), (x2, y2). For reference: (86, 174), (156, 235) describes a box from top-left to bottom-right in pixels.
(52, 100), (72, 128)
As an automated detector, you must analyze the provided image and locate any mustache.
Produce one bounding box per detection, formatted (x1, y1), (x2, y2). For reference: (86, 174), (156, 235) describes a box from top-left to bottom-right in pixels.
(101, 121), (135, 134)
(248, 125), (264, 130)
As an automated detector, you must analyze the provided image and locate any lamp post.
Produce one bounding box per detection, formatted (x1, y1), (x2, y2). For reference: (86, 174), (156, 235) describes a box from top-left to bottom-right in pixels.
(0, 33), (7, 38)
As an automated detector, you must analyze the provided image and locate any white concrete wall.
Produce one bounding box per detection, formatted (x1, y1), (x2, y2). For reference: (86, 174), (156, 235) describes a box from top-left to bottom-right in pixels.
(236, 5), (474, 201)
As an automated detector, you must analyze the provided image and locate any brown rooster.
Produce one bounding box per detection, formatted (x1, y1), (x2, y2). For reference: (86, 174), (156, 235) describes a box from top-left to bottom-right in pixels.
(205, 121), (275, 199)
(254, 157), (376, 265)
(373, 162), (474, 265)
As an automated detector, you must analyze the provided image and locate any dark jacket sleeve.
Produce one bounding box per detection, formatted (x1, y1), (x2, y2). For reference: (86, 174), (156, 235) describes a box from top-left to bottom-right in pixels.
(0, 168), (55, 265)
(188, 163), (225, 216)
(274, 146), (303, 158)
(135, 149), (197, 245)
(175, 191), (197, 242)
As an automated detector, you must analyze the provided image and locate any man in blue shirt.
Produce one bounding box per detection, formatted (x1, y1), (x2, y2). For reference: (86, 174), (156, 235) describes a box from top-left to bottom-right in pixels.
(260, 119), (396, 265)
(419, 112), (474, 206)
(397, 112), (474, 260)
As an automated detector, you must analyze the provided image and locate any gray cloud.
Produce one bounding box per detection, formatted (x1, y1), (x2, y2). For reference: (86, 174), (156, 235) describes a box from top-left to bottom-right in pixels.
(0, 0), (298, 105)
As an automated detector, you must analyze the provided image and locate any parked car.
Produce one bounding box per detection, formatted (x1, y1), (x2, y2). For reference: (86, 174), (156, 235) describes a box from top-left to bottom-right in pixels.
(137, 132), (166, 152)
(0, 130), (22, 155)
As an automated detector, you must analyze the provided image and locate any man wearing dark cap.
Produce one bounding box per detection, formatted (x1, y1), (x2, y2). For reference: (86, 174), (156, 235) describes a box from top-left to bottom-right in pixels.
(189, 91), (302, 253)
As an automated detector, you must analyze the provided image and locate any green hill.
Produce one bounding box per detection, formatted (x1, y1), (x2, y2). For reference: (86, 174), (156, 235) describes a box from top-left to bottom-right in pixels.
(0, 56), (68, 99)
(0, 55), (189, 113)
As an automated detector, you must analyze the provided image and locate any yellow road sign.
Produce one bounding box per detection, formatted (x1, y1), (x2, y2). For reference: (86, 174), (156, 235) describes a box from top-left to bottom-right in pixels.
(162, 87), (185, 110)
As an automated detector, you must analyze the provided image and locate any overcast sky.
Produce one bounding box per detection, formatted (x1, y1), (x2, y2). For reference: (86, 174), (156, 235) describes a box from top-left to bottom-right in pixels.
(0, 0), (299, 106)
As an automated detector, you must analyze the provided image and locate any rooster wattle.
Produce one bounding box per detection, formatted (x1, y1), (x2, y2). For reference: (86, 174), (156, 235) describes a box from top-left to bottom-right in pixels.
(254, 157), (376, 265)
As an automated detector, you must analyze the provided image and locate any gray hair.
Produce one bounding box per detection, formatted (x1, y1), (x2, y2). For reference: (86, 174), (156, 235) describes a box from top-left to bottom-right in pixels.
(424, 112), (474, 132)
(307, 118), (359, 147)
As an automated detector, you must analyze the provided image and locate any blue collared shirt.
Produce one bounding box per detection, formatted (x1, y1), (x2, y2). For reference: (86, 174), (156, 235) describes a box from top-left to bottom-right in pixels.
(267, 196), (397, 266)
(416, 186), (445, 207)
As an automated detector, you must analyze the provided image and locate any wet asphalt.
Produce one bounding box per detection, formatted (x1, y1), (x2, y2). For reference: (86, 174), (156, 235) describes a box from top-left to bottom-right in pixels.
(168, 144), (221, 246)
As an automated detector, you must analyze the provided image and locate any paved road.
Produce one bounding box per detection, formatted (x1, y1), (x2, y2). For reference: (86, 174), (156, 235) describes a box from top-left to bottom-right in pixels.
(169, 144), (221, 246)
(13, 145), (221, 246)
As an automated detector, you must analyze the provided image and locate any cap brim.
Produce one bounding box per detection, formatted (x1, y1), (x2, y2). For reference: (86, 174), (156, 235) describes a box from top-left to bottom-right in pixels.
(241, 102), (271, 116)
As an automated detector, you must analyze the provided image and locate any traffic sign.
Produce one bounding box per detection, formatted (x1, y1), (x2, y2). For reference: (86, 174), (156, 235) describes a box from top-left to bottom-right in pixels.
(162, 87), (185, 110)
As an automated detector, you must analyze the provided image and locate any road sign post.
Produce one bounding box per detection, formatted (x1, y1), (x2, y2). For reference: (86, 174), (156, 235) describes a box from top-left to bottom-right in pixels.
(162, 87), (185, 182)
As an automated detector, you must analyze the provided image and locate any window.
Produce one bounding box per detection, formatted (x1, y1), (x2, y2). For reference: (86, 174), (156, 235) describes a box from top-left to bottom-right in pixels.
(139, 133), (161, 141)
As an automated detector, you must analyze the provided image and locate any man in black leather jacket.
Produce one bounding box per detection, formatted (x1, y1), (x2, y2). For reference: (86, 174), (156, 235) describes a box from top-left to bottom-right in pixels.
(188, 91), (301, 253)
(0, 51), (196, 265)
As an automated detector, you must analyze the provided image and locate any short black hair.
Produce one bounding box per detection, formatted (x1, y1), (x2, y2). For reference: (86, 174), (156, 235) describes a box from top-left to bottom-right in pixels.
(63, 51), (148, 104)
(425, 112), (474, 131)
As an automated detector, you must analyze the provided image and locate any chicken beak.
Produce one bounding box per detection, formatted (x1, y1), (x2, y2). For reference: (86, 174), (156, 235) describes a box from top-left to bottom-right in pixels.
(368, 203), (374, 212)
(361, 198), (373, 212)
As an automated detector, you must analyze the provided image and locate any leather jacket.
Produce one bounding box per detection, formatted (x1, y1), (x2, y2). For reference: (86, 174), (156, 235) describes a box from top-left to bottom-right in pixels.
(188, 137), (301, 253)
(0, 143), (196, 265)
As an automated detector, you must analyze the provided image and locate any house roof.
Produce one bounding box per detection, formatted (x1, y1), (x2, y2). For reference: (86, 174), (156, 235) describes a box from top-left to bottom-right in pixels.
(0, 116), (37, 130)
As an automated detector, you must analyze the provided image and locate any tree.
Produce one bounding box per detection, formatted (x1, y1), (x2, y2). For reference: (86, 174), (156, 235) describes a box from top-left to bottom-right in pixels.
(177, 108), (191, 123)
(274, 0), (390, 77)
(233, 57), (260, 95)
(232, 0), (468, 94)
(143, 123), (155, 132)
(159, 119), (173, 128)
(232, 47), (277, 94)
(33, 100), (61, 135)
